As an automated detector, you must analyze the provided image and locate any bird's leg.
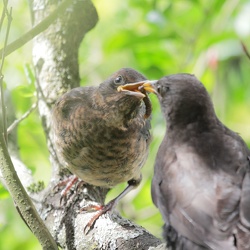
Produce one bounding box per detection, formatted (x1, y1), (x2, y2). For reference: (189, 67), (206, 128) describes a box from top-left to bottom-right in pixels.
(82, 176), (142, 234)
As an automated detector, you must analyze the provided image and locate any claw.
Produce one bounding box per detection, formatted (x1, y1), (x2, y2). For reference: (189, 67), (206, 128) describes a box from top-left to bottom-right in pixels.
(59, 176), (79, 204)
(81, 178), (141, 234)
(54, 175), (85, 205)
(81, 200), (115, 234)
(84, 211), (105, 235)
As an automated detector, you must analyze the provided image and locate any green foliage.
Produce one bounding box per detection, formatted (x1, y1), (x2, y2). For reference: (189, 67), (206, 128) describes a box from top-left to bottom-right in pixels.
(27, 181), (45, 193)
(1, 0), (250, 249)
(0, 198), (39, 250)
(0, 184), (9, 199)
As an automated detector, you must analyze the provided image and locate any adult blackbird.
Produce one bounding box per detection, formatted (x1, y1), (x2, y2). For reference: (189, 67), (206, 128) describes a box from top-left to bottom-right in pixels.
(52, 68), (153, 232)
(145, 74), (250, 249)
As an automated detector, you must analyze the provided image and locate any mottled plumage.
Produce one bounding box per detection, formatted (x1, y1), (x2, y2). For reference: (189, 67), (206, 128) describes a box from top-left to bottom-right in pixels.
(51, 68), (152, 231)
(149, 74), (250, 249)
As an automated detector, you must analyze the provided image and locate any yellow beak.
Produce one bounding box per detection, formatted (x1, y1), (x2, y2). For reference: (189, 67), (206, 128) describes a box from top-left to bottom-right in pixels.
(141, 81), (158, 94)
(117, 80), (158, 97)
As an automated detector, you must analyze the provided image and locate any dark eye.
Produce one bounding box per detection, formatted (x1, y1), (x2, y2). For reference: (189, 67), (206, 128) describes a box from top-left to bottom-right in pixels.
(114, 75), (123, 84)
(165, 86), (170, 92)
(157, 85), (169, 96)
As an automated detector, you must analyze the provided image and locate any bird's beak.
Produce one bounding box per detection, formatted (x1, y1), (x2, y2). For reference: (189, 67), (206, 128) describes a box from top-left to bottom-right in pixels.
(117, 80), (158, 98)
(141, 80), (158, 94)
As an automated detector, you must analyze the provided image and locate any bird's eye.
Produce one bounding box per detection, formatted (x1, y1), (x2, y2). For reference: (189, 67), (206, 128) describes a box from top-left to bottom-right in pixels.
(114, 75), (123, 84)
(157, 85), (170, 96)
(165, 86), (170, 92)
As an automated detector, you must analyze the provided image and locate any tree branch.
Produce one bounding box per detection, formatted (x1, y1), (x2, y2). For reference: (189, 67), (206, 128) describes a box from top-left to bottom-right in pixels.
(0, 1), (58, 249)
(0, 0), (12, 143)
(0, 0), (73, 57)
(0, 132), (58, 249)
(7, 101), (37, 134)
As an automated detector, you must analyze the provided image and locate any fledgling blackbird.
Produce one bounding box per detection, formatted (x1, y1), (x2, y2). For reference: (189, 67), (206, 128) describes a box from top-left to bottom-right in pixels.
(51, 68), (154, 232)
(144, 74), (250, 249)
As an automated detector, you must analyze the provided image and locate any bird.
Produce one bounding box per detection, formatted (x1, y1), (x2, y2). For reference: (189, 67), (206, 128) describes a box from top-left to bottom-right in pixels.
(51, 68), (154, 233)
(143, 74), (250, 249)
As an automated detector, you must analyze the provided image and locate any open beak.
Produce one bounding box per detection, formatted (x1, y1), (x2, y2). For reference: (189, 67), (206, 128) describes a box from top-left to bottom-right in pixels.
(117, 80), (158, 98)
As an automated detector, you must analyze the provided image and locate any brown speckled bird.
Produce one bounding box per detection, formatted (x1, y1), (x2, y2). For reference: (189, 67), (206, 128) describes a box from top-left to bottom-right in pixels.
(51, 68), (154, 232)
(145, 74), (250, 249)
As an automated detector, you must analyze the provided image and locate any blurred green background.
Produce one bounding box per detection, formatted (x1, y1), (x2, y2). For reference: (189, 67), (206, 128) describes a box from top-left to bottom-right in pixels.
(0, 0), (250, 249)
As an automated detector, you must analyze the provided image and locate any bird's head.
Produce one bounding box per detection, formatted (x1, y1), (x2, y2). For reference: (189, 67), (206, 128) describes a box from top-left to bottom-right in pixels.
(142, 74), (216, 127)
(98, 68), (156, 124)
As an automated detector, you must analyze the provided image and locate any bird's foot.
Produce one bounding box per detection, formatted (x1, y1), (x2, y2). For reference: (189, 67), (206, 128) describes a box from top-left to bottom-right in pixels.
(55, 175), (85, 204)
(80, 178), (140, 234)
(80, 199), (116, 234)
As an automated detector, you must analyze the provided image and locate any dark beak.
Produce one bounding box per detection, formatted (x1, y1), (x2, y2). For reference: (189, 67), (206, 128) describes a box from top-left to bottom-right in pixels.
(117, 80), (158, 98)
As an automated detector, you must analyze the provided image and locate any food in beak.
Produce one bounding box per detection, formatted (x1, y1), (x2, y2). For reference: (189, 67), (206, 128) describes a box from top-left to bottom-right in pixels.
(140, 81), (158, 94)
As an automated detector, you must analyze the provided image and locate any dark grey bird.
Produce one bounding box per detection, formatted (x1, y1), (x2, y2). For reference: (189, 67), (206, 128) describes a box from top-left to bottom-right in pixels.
(144, 74), (250, 249)
(51, 68), (154, 232)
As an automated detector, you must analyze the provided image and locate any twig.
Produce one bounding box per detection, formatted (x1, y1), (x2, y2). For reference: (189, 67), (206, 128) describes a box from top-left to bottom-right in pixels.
(0, 1), (12, 73)
(0, 0), (72, 57)
(0, 0), (8, 32)
(241, 41), (250, 61)
(0, 0), (12, 144)
(0, 127), (58, 249)
(7, 101), (37, 134)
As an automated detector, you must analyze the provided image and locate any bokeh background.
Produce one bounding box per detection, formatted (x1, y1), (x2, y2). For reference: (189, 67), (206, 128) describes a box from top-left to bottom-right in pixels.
(0, 0), (250, 249)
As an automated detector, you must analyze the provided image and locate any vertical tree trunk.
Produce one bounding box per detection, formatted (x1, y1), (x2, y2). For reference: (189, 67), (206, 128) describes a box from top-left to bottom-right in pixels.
(31, 0), (98, 175)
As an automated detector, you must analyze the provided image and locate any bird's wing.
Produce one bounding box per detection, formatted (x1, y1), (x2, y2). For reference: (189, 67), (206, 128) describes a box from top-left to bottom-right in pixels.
(221, 130), (250, 248)
(151, 142), (177, 225)
(52, 87), (94, 166)
(237, 160), (250, 249)
(152, 139), (247, 249)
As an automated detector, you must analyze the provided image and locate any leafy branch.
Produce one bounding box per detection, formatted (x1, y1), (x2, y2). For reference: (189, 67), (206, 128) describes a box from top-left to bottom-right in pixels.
(0, 0), (73, 57)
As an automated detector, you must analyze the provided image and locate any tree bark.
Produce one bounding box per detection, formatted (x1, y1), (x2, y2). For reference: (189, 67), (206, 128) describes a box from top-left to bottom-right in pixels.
(30, 0), (163, 249)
